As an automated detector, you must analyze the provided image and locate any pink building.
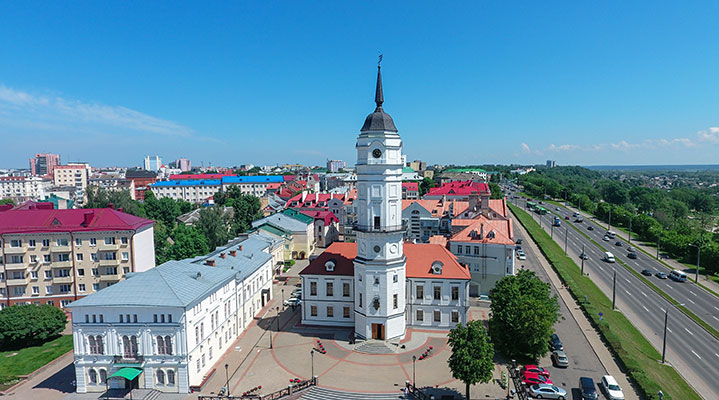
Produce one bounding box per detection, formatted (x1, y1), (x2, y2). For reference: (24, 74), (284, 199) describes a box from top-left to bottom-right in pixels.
(29, 153), (60, 176)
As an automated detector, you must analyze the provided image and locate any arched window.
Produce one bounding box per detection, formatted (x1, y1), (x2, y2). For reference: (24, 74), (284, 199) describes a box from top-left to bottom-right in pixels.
(156, 369), (165, 385)
(99, 369), (107, 384)
(167, 370), (175, 385)
(122, 336), (131, 358)
(130, 336), (138, 357)
(96, 336), (104, 355)
(156, 336), (165, 354)
(88, 368), (97, 384)
(164, 335), (173, 355)
(88, 336), (96, 353)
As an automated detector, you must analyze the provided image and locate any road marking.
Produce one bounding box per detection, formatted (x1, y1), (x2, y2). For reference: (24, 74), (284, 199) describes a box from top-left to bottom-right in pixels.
(688, 291), (697, 297)
(640, 291), (647, 298)
(642, 305), (649, 313)
(715, 353), (719, 359)
(691, 350), (702, 360)
(687, 298), (696, 305)
(712, 316), (719, 322)
(624, 290), (631, 296)
(685, 327), (694, 336)
(661, 308), (666, 313)
(624, 278), (631, 284)
(667, 327), (673, 333)
(714, 307), (719, 312)
(597, 266), (604, 271)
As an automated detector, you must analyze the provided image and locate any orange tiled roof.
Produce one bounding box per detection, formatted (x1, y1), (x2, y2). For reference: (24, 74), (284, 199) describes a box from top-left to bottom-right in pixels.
(450, 216), (514, 245)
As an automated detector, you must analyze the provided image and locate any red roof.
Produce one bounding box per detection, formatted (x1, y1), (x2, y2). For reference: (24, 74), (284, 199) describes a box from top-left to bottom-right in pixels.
(300, 242), (470, 280)
(450, 216), (514, 245)
(425, 181), (490, 197)
(299, 210), (339, 225)
(488, 198), (508, 218)
(285, 193), (348, 209)
(402, 182), (419, 191)
(169, 174), (232, 180)
(0, 207), (154, 234)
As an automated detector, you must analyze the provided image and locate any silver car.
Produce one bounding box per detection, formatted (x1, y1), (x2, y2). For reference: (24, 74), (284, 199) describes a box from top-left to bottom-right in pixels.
(551, 350), (569, 368)
(528, 383), (567, 399)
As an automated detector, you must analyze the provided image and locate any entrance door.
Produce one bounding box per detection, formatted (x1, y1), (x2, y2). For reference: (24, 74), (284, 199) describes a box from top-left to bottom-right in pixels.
(371, 323), (384, 340)
(469, 283), (479, 297)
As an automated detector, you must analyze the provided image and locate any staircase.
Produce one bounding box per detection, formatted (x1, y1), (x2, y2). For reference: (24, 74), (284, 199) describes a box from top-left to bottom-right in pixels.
(354, 340), (396, 354)
(143, 389), (162, 400)
(299, 387), (406, 400)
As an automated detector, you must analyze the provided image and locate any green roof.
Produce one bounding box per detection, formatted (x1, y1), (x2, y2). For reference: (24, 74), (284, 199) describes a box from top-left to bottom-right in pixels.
(444, 168), (487, 173)
(110, 367), (143, 380)
(402, 167), (415, 173)
(282, 208), (314, 224)
(258, 224), (293, 238)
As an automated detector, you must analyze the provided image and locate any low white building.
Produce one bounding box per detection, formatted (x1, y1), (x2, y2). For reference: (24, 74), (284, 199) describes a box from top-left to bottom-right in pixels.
(69, 234), (277, 394)
(0, 176), (52, 202)
(149, 179), (221, 203)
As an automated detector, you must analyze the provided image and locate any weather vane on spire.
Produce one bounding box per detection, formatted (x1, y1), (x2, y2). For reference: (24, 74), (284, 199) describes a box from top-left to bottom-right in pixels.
(378, 53), (383, 67)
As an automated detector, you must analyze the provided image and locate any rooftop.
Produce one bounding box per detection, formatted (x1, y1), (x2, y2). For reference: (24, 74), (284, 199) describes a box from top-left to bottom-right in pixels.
(0, 207), (154, 234)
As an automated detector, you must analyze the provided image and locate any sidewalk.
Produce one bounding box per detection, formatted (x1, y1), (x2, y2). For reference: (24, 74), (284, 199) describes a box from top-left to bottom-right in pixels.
(564, 203), (719, 295)
(510, 209), (640, 400)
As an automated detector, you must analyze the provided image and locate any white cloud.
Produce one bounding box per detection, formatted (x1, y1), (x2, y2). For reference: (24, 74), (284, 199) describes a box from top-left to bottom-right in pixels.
(520, 142), (531, 153)
(697, 127), (719, 143)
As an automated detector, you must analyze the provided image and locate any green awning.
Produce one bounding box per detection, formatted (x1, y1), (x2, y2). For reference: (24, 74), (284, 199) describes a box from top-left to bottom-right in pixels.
(109, 367), (143, 380)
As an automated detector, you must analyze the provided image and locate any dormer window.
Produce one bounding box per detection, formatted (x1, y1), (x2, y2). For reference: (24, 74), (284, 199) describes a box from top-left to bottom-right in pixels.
(325, 260), (336, 272)
(431, 261), (444, 275)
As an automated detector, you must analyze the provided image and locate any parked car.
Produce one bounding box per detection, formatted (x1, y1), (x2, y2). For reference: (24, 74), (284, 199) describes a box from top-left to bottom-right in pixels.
(521, 365), (550, 378)
(528, 384), (567, 400)
(516, 238), (523, 244)
(656, 272), (668, 279)
(641, 269), (653, 276)
(522, 372), (553, 386)
(549, 333), (563, 351)
(283, 298), (301, 307)
(517, 253), (527, 260)
(551, 350), (569, 368)
(627, 252), (637, 259)
(579, 377), (598, 400)
(615, 241), (622, 246)
(587, 225), (594, 231)
(600, 375), (625, 400)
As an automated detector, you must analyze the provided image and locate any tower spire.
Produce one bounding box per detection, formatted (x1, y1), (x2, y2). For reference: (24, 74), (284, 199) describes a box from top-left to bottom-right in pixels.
(375, 56), (384, 111)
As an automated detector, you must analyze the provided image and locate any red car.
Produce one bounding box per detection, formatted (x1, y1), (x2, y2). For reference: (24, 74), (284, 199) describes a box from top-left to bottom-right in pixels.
(521, 365), (550, 378)
(522, 372), (553, 386)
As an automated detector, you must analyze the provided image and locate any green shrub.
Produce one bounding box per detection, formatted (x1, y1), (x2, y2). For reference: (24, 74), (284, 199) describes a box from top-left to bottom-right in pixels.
(0, 304), (66, 350)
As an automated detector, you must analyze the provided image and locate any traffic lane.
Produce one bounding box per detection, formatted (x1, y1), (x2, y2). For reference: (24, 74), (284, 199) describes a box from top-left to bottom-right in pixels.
(513, 228), (608, 397)
(523, 207), (719, 394)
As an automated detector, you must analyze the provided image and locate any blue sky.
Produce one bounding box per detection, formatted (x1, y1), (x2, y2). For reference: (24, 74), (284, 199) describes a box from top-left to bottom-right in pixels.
(2, 1), (719, 169)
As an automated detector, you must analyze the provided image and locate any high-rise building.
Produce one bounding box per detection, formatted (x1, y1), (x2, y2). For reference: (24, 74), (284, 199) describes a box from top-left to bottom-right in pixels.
(174, 158), (191, 171)
(546, 160), (556, 168)
(143, 156), (162, 171)
(326, 159), (346, 172)
(29, 153), (60, 176)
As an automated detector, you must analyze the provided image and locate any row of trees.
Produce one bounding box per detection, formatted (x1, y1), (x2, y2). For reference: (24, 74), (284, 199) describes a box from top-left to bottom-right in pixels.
(519, 167), (719, 276)
(0, 304), (66, 350)
(448, 270), (560, 399)
(85, 186), (262, 265)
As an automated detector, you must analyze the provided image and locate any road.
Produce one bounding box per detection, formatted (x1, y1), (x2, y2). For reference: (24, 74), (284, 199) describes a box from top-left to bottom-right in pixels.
(509, 196), (719, 399)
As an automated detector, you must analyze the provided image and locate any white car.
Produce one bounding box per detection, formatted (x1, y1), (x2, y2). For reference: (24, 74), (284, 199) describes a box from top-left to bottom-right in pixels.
(517, 253), (526, 260)
(528, 384), (566, 399)
(600, 375), (624, 400)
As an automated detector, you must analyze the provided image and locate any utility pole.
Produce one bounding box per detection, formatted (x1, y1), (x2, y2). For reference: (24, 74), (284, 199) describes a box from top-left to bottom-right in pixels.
(551, 224), (554, 239)
(608, 206), (612, 230)
(612, 270), (616, 310)
(657, 233), (661, 260)
(628, 216), (632, 244)
(564, 227), (568, 255)
(581, 244), (585, 275)
(662, 309), (668, 363)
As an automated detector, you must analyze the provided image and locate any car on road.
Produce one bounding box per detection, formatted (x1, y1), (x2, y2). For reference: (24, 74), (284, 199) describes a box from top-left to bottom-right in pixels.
(579, 253), (589, 260)
(627, 246), (635, 252)
(579, 377), (598, 400)
(627, 252), (637, 259)
(283, 298), (301, 307)
(516, 238), (523, 244)
(656, 271), (668, 279)
(564, 215), (570, 220)
(521, 365), (550, 378)
(641, 269), (653, 276)
(615, 241), (622, 246)
(602, 236), (610, 241)
(517, 253), (527, 260)
(549, 333), (563, 351)
(556, 207), (560, 211)
(528, 384), (567, 400)
(522, 372), (553, 386)
(599, 375), (625, 400)
(551, 350), (569, 368)
(587, 225), (594, 231)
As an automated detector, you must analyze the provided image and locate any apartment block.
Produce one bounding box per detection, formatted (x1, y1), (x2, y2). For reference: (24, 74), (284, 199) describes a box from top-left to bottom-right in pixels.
(0, 205), (155, 310)
(29, 153), (60, 176)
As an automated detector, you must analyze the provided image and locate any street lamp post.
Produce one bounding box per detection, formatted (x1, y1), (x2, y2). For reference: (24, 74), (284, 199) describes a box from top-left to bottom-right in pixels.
(276, 306), (281, 332)
(311, 349), (315, 379)
(612, 270), (616, 310)
(657, 233), (661, 260)
(564, 227), (568, 255)
(688, 244), (701, 283)
(581, 244), (585, 275)
(282, 289), (285, 309)
(608, 206), (612, 231)
(225, 363), (230, 397)
(412, 355), (417, 386)
(662, 308), (668, 363)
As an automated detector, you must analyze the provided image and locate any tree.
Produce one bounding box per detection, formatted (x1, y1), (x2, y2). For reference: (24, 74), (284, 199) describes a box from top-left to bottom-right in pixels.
(85, 186), (146, 218)
(216, 186), (263, 234)
(0, 304), (67, 349)
(0, 199), (15, 206)
(419, 177), (435, 196)
(196, 206), (232, 250)
(447, 320), (494, 400)
(144, 191), (181, 227)
(165, 224), (209, 261)
(489, 269), (560, 359)
(488, 182), (503, 200)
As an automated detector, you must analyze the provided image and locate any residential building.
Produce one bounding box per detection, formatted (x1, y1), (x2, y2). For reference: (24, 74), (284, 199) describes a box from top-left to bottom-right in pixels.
(173, 158), (191, 172)
(0, 205), (155, 310)
(401, 182), (419, 200)
(144, 156), (162, 171)
(221, 176), (285, 197)
(53, 163), (91, 205)
(150, 180), (221, 203)
(300, 210), (340, 248)
(68, 234), (276, 394)
(423, 180), (491, 201)
(402, 199), (469, 243)
(546, 160), (556, 168)
(408, 160), (426, 172)
(326, 159), (346, 173)
(124, 169), (158, 201)
(29, 153), (60, 176)
(252, 209), (315, 259)
(0, 176), (51, 202)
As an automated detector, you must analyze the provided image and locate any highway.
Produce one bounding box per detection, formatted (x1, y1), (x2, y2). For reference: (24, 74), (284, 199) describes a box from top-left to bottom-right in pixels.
(508, 195), (719, 399)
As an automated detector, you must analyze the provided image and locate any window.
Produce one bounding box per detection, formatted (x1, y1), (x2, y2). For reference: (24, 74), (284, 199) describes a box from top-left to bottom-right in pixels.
(9, 255), (23, 264)
(195, 326), (200, 343)
(120, 314), (124, 323)
(196, 359), (201, 372)
(310, 282), (317, 296)
(91, 253), (98, 262)
(93, 283), (99, 291)
(32, 286), (39, 294)
(122, 335), (138, 358)
(88, 369), (98, 384)
(9, 239), (21, 247)
(457, 245), (462, 254)
(465, 245), (470, 254)
(474, 246), (480, 255)
(45, 286), (53, 294)
(121, 252), (129, 261)
(343, 306), (350, 318)
(104, 237), (115, 245)
(451, 311), (459, 323)
(29, 255), (37, 263)
(167, 370), (175, 385)
(327, 306), (334, 317)
(28, 239), (36, 248)
(134, 314), (138, 323)
(342, 282), (350, 297)
(393, 294), (398, 309)
(89, 335), (104, 354)
(416, 285), (424, 299)
(156, 370), (165, 385)
(44, 270), (52, 279)
(78, 284), (86, 292)
(433, 286), (441, 300)
(75, 238), (82, 246)
(102, 252), (116, 261)
(42, 239), (50, 247)
(359, 293), (362, 308)
(374, 276), (379, 285)
(393, 274), (398, 283)
(59, 284), (71, 293)
(311, 305), (318, 316)
(57, 253), (69, 262)
(326, 282), (333, 296)
(416, 309), (424, 321)
(92, 268), (99, 276)
(99, 369), (107, 385)
(76, 253), (83, 261)
(451, 286), (459, 301)
(42, 254), (50, 263)
(434, 310), (441, 322)
(374, 216), (381, 229)
(30, 271), (38, 279)
(105, 267), (117, 275)
(123, 267), (129, 274)
(121, 237), (128, 244)
(56, 238), (68, 246)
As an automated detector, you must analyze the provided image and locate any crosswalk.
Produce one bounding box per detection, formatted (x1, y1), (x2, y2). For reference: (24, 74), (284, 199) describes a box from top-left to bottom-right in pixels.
(299, 386), (406, 400)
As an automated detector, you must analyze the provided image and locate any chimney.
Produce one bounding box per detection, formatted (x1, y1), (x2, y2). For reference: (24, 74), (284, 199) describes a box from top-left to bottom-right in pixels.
(220, 252), (226, 259)
(107, 203), (114, 209)
(196, 272), (202, 279)
(480, 223), (485, 240)
(301, 191), (308, 203)
(239, 245), (243, 251)
(205, 259), (215, 267)
(118, 207), (124, 213)
(229, 250), (237, 257)
(441, 194), (446, 205)
(83, 212), (95, 227)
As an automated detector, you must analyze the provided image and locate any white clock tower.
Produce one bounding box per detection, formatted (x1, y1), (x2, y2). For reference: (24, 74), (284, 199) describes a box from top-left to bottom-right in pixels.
(354, 63), (406, 341)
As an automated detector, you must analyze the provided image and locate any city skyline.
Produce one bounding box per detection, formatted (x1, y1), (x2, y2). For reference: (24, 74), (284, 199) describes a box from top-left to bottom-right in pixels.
(2, 2), (719, 168)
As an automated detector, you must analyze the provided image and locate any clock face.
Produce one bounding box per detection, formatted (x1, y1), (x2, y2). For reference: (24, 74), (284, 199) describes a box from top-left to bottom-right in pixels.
(372, 149), (382, 158)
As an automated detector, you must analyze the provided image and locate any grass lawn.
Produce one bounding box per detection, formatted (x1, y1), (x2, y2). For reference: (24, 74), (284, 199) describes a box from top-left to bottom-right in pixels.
(509, 203), (700, 400)
(0, 335), (73, 390)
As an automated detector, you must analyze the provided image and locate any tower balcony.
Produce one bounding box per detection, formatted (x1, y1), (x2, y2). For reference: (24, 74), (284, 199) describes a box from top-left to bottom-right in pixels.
(353, 221), (407, 234)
